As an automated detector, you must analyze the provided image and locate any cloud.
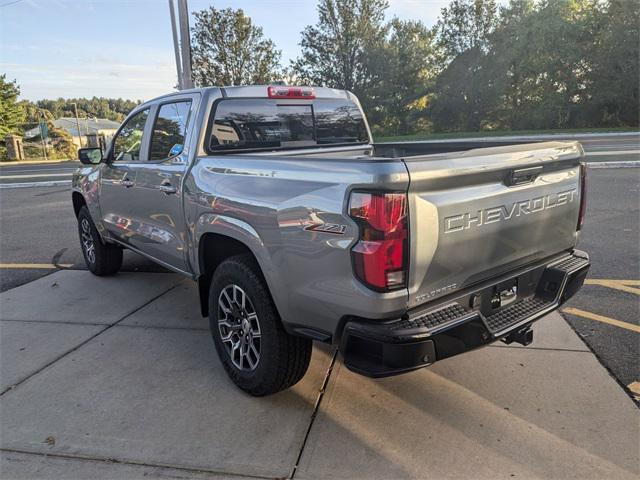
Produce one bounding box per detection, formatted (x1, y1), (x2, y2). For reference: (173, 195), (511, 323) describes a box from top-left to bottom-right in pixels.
(2, 61), (176, 101)
(387, 0), (451, 26)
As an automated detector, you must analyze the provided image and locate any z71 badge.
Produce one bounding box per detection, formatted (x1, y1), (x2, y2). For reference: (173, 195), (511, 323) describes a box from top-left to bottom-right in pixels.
(304, 223), (347, 235)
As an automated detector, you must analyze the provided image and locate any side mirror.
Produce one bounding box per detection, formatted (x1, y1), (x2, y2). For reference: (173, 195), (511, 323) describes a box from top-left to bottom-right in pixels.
(78, 147), (103, 165)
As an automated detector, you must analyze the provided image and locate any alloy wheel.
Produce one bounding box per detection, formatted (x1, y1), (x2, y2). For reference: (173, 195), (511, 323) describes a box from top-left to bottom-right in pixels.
(217, 284), (261, 371)
(80, 218), (96, 264)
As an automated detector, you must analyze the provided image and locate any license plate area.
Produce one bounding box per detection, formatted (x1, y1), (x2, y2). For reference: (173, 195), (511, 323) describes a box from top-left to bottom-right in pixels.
(475, 270), (541, 317)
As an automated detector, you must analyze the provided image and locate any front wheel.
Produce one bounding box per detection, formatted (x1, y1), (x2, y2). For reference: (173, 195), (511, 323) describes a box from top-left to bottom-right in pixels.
(77, 206), (122, 276)
(209, 254), (312, 396)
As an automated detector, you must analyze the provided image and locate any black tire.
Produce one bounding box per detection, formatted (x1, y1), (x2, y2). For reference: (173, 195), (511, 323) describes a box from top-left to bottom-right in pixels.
(77, 206), (122, 276)
(208, 254), (312, 396)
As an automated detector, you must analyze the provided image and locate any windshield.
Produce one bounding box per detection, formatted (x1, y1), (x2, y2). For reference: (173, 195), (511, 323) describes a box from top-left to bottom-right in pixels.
(207, 98), (369, 152)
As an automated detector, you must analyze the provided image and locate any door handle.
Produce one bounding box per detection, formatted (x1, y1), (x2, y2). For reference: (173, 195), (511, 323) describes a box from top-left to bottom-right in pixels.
(507, 166), (543, 186)
(158, 184), (177, 195)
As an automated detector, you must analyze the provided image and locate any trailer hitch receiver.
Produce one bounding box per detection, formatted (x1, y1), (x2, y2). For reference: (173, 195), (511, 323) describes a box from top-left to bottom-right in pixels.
(501, 327), (533, 346)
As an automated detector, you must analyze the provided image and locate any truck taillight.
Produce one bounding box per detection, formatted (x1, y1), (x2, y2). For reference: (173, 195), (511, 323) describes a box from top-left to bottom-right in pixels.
(349, 192), (408, 291)
(267, 86), (315, 99)
(577, 163), (587, 231)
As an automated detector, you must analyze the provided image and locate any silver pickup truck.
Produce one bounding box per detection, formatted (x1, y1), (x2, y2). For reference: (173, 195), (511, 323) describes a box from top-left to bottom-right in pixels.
(73, 85), (589, 396)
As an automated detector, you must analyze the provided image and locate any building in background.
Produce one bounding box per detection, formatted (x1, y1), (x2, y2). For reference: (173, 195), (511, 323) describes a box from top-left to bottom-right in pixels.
(24, 117), (120, 150)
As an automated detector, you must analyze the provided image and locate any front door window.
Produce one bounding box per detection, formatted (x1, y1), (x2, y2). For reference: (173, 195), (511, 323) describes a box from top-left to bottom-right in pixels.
(149, 101), (192, 161)
(112, 109), (149, 162)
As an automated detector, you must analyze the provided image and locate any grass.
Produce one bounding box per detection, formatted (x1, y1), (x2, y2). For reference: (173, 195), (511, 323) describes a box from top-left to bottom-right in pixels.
(374, 126), (639, 143)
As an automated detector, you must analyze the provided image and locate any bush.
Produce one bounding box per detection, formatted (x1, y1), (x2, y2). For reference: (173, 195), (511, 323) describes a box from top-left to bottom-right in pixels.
(48, 125), (76, 159)
(22, 123), (77, 160)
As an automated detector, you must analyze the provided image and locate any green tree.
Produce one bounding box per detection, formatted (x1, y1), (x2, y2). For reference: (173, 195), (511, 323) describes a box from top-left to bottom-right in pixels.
(589, 0), (640, 126)
(35, 97), (139, 122)
(436, 0), (499, 64)
(0, 75), (26, 138)
(291, 0), (389, 115)
(428, 48), (504, 131)
(486, 0), (537, 130)
(191, 6), (281, 86)
(487, 0), (608, 130)
(377, 19), (438, 134)
(20, 101), (53, 123)
(47, 124), (77, 159)
(428, 0), (500, 131)
(527, 0), (597, 128)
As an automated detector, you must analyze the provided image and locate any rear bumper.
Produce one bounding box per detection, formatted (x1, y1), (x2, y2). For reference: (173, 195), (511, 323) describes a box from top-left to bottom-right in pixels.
(339, 250), (590, 378)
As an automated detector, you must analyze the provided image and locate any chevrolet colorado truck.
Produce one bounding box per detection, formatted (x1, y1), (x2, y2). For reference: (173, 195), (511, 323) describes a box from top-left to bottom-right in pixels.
(72, 85), (590, 396)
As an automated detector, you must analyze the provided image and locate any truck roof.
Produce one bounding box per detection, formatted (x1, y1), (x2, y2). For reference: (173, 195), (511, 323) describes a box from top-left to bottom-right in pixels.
(142, 85), (353, 106)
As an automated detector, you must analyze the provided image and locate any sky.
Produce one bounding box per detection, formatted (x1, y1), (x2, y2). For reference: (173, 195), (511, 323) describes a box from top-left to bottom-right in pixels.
(1, 0), (463, 102)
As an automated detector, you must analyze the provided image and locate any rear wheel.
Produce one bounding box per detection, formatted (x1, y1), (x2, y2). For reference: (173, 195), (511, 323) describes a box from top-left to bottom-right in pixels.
(77, 206), (122, 276)
(208, 254), (312, 396)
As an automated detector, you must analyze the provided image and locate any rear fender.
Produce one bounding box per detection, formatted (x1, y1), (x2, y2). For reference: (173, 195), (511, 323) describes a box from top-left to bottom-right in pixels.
(194, 213), (290, 322)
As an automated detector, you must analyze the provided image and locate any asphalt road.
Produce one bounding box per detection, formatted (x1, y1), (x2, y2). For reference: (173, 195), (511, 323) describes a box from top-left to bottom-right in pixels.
(563, 167), (639, 392)
(0, 162), (80, 186)
(0, 185), (167, 293)
(0, 132), (638, 398)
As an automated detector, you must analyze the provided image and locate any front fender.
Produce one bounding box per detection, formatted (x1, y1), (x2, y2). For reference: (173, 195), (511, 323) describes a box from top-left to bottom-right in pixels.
(72, 166), (109, 243)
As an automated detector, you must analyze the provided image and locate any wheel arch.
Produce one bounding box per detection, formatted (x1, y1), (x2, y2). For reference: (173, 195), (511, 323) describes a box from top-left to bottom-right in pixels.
(198, 233), (254, 317)
(195, 215), (285, 321)
(72, 191), (87, 218)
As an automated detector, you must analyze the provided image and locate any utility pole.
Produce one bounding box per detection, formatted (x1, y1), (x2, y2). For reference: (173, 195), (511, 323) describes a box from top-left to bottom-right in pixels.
(177, 0), (193, 89)
(71, 102), (83, 148)
(38, 110), (48, 161)
(168, 0), (183, 89)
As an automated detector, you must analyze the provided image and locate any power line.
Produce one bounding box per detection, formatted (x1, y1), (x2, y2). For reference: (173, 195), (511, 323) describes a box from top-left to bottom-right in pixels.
(0, 0), (25, 8)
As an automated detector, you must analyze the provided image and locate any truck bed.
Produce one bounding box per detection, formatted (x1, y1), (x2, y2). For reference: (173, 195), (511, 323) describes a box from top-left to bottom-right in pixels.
(218, 139), (584, 313)
(256, 138), (548, 161)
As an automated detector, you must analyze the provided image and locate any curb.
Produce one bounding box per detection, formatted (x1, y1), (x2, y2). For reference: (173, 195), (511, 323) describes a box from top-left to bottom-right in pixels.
(587, 161), (640, 168)
(0, 160), (76, 167)
(0, 181), (72, 189)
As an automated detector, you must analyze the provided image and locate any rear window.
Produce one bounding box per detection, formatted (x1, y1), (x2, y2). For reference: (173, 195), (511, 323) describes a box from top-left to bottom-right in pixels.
(207, 99), (368, 152)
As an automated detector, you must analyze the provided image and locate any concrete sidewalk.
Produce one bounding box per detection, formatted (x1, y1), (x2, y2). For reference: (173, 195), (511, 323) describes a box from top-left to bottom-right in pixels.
(1, 271), (638, 479)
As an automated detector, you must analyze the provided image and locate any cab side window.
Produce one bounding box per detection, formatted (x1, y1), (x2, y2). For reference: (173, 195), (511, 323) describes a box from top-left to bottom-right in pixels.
(113, 109), (149, 162)
(149, 101), (192, 161)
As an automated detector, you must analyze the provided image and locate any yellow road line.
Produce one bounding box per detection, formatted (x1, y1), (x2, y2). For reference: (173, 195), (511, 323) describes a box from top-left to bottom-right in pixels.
(0, 173), (70, 179)
(584, 279), (640, 285)
(562, 307), (640, 333)
(628, 381), (640, 396)
(0, 159), (73, 166)
(587, 278), (640, 287)
(0, 263), (73, 269)
(584, 279), (640, 295)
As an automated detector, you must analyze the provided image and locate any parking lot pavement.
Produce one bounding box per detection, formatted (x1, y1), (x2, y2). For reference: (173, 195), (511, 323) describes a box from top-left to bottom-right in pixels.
(0, 271), (181, 325)
(561, 167), (640, 395)
(1, 271), (638, 479)
(298, 348), (638, 480)
(0, 451), (238, 480)
(0, 271), (336, 479)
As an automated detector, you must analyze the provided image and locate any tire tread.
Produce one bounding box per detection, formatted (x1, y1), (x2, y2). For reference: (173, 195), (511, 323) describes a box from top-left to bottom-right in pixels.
(78, 206), (122, 276)
(209, 254), (312, 396)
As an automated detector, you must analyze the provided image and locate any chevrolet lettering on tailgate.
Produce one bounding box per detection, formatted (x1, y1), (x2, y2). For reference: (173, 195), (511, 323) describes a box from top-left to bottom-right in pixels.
(444, 188), (577, 234)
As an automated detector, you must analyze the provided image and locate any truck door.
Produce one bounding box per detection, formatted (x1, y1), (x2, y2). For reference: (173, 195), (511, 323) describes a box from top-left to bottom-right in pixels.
(127, 96), (197, 273)
(99, 107), (151, 246)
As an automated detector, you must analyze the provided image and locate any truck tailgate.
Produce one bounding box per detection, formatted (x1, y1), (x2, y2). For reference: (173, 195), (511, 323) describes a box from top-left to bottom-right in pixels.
(404, 141), (584, 308)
